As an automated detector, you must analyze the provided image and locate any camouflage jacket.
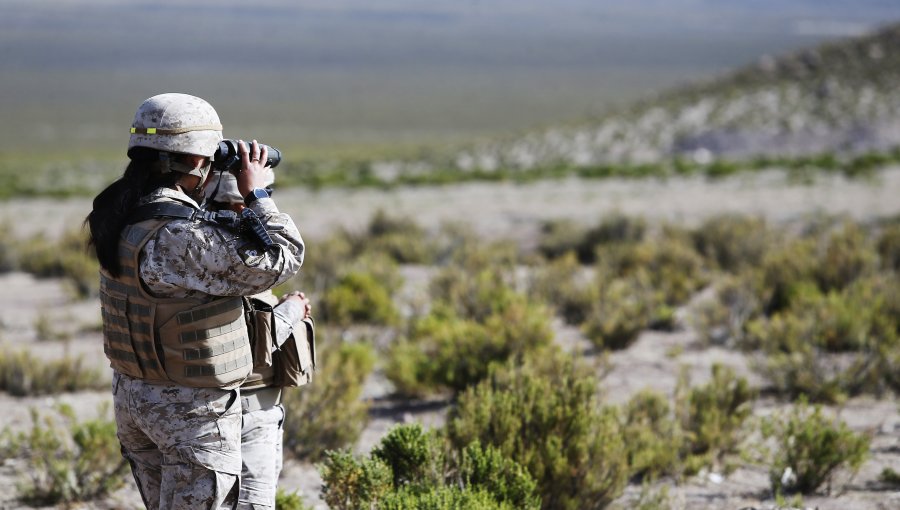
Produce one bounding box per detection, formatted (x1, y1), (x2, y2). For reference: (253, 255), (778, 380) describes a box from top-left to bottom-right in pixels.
(138, 187), (304, 300)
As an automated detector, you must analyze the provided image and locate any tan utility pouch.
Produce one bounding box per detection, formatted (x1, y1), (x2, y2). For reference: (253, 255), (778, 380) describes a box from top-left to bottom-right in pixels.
(273, 317), (316, 387)
(244, 297), (275, 370)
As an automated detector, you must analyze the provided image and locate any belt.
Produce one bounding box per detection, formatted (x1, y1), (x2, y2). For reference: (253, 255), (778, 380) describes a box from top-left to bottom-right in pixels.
(240, 387), (282, 413)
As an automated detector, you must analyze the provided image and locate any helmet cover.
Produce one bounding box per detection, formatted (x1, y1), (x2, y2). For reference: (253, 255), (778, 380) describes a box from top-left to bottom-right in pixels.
(128, 93), (223, 158)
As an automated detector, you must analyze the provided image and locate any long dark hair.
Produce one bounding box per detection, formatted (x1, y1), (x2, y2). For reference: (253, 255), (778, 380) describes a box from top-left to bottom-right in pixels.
(86, 149), (178, 276)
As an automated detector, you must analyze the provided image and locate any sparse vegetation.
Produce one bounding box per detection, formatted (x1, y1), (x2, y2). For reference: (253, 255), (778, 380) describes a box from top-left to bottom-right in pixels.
(282, 338), (375, 461)
(319, 423), (539, 510)
(448, 351), (628, 510)
(761, 399), (870, 496)
(0, 350), (106, 396)
(1, 404), (128, 505)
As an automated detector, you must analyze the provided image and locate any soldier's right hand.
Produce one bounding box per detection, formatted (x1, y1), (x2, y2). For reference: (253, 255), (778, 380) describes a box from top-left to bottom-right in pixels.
(235, 139), (271, 197)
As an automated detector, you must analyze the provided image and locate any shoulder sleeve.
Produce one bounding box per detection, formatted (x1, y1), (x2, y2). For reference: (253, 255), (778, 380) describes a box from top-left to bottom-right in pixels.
(140, 214), (303, 298)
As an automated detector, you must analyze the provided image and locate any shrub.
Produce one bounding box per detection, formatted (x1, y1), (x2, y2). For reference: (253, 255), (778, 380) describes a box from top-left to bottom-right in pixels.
(0, 350), (106, 396)
(0, 222), (15, 272)
(386, 294), (553, 396)
(379, 486), (518, 510)
(319, 424), (539, 510)
(528, 252), (597, 325)
(360, 209), (435, 264)
(692, 276), (761, 347)
(691, 215), (772, 273)
(448, 351), (629, 510)
(675, 365), (756, 474)
(372, 423), (444, 488)
(457, 440), (541, 510)
(876, 222), (900, 271)
(745, 275), (900, 401)
(1, 404), (128, 505)
(814, 223), (878, 292)
(16, 228), (100, 298)
(761, 399), (869, 496)
(599, 237), (707, 306)
(879, 467), (900, 488)
(275, 488), (313, 510)
(536, 219), (587, 260)
(578, 214), (647, 264)
(320, 271), (400, 327)
(757, 237), (819, 314)
(428, 264), (518, 322)
(621, 391), (682, 481)
(320, 449), (393, 510)
(282, 340), (375, 461)
(582, 272), (659, 350)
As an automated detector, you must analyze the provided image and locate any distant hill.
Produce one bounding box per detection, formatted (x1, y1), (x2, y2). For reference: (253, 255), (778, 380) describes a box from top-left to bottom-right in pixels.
(445, 22), (900, 172)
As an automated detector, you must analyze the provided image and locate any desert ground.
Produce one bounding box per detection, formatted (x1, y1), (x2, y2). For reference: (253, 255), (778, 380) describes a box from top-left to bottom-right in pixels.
(1, 168), (899, 509)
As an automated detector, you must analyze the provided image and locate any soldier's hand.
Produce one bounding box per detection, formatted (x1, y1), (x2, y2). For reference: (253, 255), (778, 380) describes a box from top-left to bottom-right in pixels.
(281, 291), (312, 318)
(235, 139), (270, 197)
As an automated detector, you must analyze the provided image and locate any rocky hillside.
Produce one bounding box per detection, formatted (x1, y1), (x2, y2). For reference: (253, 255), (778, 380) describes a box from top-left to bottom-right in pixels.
(447, 22), (900, 171)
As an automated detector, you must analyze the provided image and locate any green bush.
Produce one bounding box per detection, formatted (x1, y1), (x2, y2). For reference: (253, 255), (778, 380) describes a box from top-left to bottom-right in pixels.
(599, 238), (707, 306)
(361, 209), (436, 264)
(372, 423), (444, 488)
(448, 351), (628, 510)
(319, 424), (539, 510)
(320, 449), (393, 510)
(386, 294), (553, 396)
(876, 222), (900, 271)
(0, 222), (15, 272)
(457, 440), (541, 510)
(275, 488), (313, 510)
(814, 223), (878, 292)
(536, 219), (588, 260)
(578, 214), (647, 264)
(428, 264), (518, 322)
(1, 404), (128, 505)
(528, 252), (597, 325)
(320, 271), (400, 327)
(0, 350), (106, 396)
(761, 399), (869, 496)
(582, 272), (659, 350)
(691, 215), (772, 273)
(756, 238), (819, 314)
(621, 391), (682, 481)
(692, 276), (761, 347)
(16, 228), (100, 298)
(675, 365), (756, 474)
(745, 275), (900, 401)
(379, 486), (518, 510)
(282, 340), (375, 461)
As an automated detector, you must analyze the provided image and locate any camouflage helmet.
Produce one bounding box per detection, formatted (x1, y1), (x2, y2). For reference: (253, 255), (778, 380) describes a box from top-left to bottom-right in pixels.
(128, 93), (223, 158)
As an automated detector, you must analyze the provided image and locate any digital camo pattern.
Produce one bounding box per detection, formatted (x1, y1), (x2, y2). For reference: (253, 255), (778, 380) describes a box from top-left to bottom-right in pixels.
(239, 404), (285, 509)
(139, 187), (304, 300)
(113, 372), (242, 510)
(129, 93), (223, 157)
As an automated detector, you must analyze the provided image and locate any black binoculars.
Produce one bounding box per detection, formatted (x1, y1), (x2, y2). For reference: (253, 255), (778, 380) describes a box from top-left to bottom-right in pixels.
(211, 139), (282, 173)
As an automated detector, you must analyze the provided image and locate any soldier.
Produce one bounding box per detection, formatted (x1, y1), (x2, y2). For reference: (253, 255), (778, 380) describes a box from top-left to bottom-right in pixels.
(205, 170), (314, 510)
(86, 93), (304, 510)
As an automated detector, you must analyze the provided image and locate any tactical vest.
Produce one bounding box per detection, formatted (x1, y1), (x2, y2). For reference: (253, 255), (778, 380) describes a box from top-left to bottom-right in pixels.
(100, 219), (252, 389)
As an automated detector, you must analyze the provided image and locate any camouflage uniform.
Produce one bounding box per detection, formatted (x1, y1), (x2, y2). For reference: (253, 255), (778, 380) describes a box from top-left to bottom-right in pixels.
(112, 186), (303, 510)
(237, 296), (305, 509)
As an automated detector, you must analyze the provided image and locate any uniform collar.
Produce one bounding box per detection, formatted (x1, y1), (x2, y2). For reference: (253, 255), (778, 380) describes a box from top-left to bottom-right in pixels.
(140, 186), (202, 209)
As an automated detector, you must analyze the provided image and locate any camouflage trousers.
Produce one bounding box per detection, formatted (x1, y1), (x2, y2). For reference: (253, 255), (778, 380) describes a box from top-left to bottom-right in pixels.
(238, 403), (285, 509)
(112, 372), (243, 510)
